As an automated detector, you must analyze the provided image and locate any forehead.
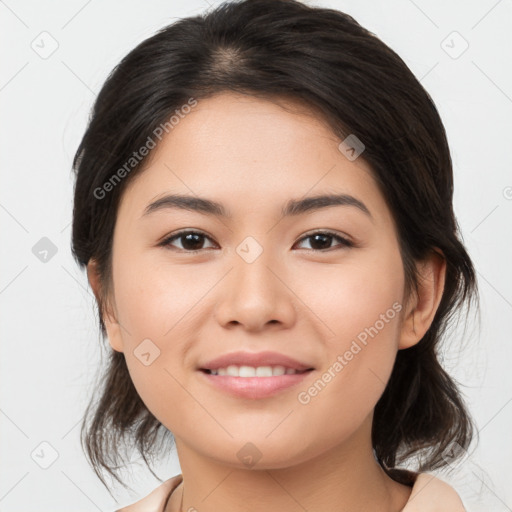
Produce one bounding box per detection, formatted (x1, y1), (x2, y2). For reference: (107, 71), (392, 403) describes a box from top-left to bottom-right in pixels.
(118, 92), (390, 226)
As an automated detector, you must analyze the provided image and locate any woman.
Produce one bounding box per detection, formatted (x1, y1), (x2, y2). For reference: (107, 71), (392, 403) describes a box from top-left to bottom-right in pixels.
(71, 0), (478, 510)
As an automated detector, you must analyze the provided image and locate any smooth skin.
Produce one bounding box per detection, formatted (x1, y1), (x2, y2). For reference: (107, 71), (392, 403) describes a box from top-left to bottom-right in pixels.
(87, 92), (446, 512)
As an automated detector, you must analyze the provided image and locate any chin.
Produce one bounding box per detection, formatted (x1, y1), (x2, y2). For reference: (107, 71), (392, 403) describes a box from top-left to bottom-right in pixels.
(195, 436), (317, 471)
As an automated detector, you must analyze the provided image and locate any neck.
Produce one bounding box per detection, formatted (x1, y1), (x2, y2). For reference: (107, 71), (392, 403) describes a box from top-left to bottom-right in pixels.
(166, 417), (412, 512)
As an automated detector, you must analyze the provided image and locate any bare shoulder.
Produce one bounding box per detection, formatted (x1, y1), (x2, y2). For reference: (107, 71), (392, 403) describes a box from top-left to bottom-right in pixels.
(401, 473), (466, 512)
(116, 474), (183, 512)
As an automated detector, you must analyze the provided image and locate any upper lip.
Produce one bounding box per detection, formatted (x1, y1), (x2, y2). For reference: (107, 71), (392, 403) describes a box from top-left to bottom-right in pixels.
(199, 351), (314, 372)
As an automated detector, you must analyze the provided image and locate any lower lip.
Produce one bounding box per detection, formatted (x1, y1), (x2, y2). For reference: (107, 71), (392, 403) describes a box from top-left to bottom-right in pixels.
(198, 370), (313, 399)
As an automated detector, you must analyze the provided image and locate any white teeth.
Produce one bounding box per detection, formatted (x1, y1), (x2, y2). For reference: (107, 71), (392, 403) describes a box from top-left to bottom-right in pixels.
(208, 365), (301, 377)
(239, 365), (255, 377)
(227, 365), (239, 377)
(256, 366), (273, 377)
(272, 365), (286, 376)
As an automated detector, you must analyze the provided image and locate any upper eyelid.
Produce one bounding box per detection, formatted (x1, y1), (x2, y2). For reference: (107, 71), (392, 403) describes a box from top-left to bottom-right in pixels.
(298, 228), (351, 240)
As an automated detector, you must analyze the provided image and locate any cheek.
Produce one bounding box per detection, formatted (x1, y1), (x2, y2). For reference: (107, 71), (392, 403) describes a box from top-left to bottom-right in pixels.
(111, 254), (209, 423)
(112, 252), (205, 343)
(296, 245), (404, 347)
(291, 309), (402, 460)
(293, 250), (404, 417)
(326, 273), (403, 351)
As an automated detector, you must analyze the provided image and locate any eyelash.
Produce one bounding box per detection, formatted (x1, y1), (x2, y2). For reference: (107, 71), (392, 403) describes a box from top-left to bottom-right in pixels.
(159, 229), (354, 253)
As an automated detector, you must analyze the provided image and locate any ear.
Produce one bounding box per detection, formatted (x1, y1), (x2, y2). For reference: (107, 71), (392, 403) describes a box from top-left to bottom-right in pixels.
(399, 249), (447, 350)
(86, 258), (124, 353)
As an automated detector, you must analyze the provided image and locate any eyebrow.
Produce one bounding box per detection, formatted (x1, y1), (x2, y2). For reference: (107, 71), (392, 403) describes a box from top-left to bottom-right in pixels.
(141, 193), (372, 220)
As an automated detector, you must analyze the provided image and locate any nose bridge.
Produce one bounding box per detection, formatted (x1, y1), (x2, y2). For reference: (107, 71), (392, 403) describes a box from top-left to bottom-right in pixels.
(214, 234), (296, 330)
(232, 234), (281, 298)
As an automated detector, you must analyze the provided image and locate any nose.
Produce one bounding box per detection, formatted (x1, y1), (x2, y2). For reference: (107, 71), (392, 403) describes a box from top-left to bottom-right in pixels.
(214, 247), (297, 332)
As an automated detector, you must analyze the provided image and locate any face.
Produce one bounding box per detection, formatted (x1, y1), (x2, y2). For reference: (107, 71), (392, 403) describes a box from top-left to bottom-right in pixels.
(98, 92), (411, 469)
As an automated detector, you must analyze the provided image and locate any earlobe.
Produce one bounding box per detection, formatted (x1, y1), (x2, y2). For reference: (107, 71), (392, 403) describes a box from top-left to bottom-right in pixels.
(399, 249), (447, 350)
(86, 259), (124, 353)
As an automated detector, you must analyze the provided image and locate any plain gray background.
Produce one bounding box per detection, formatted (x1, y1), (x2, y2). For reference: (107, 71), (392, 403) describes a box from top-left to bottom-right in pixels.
(1, 0), (511, 510)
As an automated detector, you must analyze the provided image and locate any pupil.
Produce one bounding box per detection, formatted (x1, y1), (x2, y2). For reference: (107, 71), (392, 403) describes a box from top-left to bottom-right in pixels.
(310, 234), (331, 250)
(183, 233), (203, 250)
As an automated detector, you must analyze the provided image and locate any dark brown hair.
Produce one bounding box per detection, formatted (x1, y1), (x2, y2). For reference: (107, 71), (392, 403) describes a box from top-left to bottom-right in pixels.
(71, 0), (479, 493)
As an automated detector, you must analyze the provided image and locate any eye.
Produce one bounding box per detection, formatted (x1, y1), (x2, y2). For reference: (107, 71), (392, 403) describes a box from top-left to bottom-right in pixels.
(159, 229), (354, 253)
(293, 230), (354, 251)
(159, 230), (217, 252)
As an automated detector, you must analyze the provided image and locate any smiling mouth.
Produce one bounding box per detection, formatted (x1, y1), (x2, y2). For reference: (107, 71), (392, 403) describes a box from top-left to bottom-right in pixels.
(200, 366), (314, 377)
